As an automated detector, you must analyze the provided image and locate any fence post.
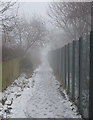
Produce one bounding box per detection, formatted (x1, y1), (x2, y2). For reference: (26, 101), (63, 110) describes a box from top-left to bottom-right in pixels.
(60, 48), (62, 81)
(64, 45), (66, 88)
(58, 49), (60, 76)
(66, 45), (68, 89)
(59, 49), (61, 78)
(68, 43), (70, 93)
(62, 47), (64, 84)
(57, 49), (58, 74)
(56, 50), (57, 71)
(79, 37), (83, 114)
(89, 31), (93, 120)
(72, 41), (75, 100)
(60, 48), (62, 79)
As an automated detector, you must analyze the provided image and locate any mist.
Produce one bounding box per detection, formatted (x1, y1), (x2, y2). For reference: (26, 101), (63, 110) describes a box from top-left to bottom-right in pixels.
(0, 1), (91, 119)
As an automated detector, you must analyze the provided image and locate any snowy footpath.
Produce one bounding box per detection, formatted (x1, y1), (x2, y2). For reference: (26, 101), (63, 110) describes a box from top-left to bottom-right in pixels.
(0, 54), (81, 118)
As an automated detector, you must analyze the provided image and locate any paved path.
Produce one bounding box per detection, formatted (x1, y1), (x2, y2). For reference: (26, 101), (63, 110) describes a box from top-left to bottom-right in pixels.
(4, 54), (81, 118)
(25, 58), (81, 118)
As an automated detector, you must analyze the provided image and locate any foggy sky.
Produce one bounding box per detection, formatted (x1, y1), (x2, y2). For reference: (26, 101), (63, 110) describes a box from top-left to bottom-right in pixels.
(18, 2), (49, 21)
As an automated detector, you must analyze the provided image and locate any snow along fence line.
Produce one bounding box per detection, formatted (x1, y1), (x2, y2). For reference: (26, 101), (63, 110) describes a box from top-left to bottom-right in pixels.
(1, 54), (34, 92)
(48, 31), (93, 119)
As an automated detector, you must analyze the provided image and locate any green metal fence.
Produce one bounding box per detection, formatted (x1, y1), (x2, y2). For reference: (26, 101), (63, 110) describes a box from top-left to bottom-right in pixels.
(48, 31), (93, 119)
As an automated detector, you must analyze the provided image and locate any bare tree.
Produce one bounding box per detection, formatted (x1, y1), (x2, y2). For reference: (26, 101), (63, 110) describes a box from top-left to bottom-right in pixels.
(9, 16), (47, 55)
(0, 1), (19, 44)
(48, 2), (91, 40)
(1, 2), (47, 60)
(23, 17), (47, 54)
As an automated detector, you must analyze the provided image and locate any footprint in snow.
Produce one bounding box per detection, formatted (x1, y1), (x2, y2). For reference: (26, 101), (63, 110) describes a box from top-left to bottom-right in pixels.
(55, 107), (58, 109)
(44, 113), (47, 116)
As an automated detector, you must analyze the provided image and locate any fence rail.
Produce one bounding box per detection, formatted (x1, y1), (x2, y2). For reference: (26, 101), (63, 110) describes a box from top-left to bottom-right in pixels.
(48, 31), (93, 119)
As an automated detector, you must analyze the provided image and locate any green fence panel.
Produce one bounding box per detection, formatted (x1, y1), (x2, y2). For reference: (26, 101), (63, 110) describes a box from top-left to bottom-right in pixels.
(66, 45), (68, 89)
(64, 46), (66, 88)
(48, 31), (90, 118)
(79, 37), (83, 114)
(89, 31), (93, 120)
(62, 47), (65, 86)
(61, 48), (63, 83)
(60, 48), (62, 79)
(72, 41), (76, 100)
(68, 43), (70, 93)
(0, 62), (2, 91)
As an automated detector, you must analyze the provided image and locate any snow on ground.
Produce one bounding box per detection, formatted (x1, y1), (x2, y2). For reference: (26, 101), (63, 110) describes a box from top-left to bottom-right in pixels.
(0, 49), (82, 118)
(0, 74), (34, 118)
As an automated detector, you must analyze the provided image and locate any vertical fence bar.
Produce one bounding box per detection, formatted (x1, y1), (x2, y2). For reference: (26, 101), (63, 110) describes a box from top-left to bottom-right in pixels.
(58, 49), (60, 76)
(72, 41), (75, 100)
(55, 51), (57, 71)
(58, 49), (59, 75)
(57, 49), (59, 75)
(64, 45), (66, 88)
(68, 43), (70, 93)
(89, 31), (93, 120)
(62, 47), (64, 84)
(60, 48), (61, 78)
(79, 37), (83, 114)
(66, 45), (68, 89)
(63, 47), (65, 86)
(61, 48), (63, 83)
(59, 49), (61, 78)
(57, 49), (58, 74)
